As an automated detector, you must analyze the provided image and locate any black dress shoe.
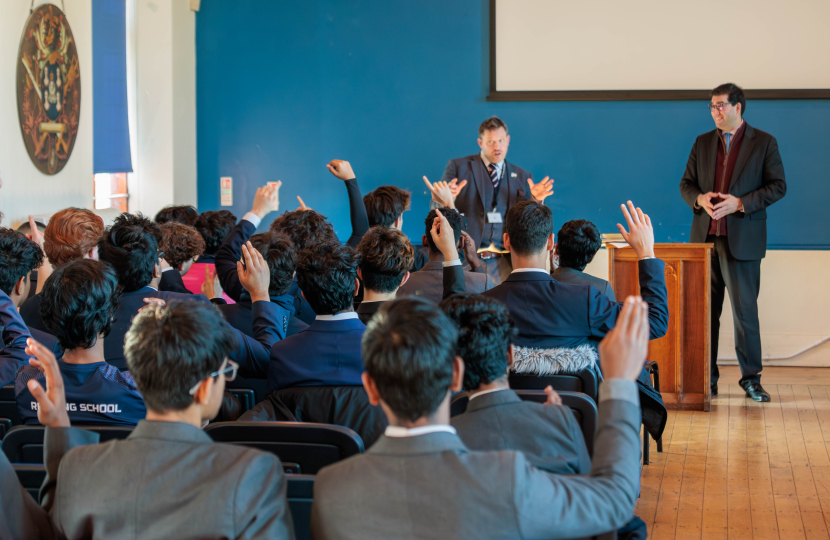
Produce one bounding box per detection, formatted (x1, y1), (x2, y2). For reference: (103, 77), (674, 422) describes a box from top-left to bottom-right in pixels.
(711, 384), (718, 396)
(741, 382), (771, 402)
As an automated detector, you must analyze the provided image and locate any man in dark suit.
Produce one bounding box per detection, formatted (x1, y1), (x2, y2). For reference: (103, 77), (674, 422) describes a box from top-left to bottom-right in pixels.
(397, 208), (490, 303)
(355, 227), (414, 324)
(312, 296), (649, 539)
(428, 116), (554, 286)
(443, 294), (590, 475)
(10, 301), (294, 539)
(679, 83), (787, 402)
(551, 219), (615, 301)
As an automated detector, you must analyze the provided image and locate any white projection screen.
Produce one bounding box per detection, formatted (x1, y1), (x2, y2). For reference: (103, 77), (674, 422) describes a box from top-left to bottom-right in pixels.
(490, 0), (830, 100)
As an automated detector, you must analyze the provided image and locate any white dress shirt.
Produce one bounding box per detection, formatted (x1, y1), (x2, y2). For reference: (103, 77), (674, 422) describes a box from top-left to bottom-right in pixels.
(384, 425), (458, 438)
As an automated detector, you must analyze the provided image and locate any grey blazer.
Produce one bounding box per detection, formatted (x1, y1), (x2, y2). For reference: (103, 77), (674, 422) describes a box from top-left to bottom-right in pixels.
(0, 448), (59, 539)
(450, 389), (591, 475)
(41, 420), (295, 540)
(311, 384), (641, 540)
(551, 267), (616, 302)
(397, 261), (489, 304)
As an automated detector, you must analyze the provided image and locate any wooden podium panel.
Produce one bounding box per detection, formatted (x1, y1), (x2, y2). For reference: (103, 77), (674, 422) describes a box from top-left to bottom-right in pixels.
(608, 244), (713, 411)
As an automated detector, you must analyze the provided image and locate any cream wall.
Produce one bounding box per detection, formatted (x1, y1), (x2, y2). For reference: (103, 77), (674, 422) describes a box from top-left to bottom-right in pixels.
(584, 249), (830, 367)
(0, 0), (93, 228)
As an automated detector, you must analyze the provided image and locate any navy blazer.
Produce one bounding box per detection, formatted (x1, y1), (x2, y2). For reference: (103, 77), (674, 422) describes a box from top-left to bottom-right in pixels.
(0, 291), (31, 386)
(483, 259), (669, 348)
(18, 293), (47, 334)
(218, 295), (308, 339)
(439, 154), (533, 249)
(262, 317), (365, 395)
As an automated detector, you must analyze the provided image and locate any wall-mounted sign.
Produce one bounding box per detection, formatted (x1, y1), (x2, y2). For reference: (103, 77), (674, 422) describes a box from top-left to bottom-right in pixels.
(220, 177), (233, 206)
(17, 4), (81, 175)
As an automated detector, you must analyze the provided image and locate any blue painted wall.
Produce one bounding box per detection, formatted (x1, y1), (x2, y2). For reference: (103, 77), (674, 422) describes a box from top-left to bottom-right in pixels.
(196, 0), (829, 249)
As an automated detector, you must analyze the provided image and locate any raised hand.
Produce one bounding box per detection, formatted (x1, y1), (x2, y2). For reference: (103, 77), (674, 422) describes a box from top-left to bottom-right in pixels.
(25, 338), (70, 428)
(251, 183), (282, 219)
(326, 159), (356, 181)
(695, 192), (718, 218)
(237, 242), (271, 302)
(423, 176), (456, 209)
(27, 216), (44, 247)
(458, 230), (482, 270)
(448, 178), (467, 199)
(543, 385), (563, 406)
(527, 176), (554, 202)
(201, 265), (224, 300)
(430, 209), (459, 261)
(296, 196), (312, 211)
(616, 201), (655, 260)
(712, 193), (743, 219)
(598, 296), (650, 381)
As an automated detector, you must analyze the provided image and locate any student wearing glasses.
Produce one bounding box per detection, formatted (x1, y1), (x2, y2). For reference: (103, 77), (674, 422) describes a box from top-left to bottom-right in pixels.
(679, 83), (787, 402)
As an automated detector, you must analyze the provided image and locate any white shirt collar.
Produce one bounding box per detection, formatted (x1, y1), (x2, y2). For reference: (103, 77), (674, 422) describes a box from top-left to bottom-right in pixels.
(511, 267), (549, 274)
(468, 387), (509, 401)
(480, 150), (504, 171)
(315, 312), (360, 321)
(384, 425), (457, 438)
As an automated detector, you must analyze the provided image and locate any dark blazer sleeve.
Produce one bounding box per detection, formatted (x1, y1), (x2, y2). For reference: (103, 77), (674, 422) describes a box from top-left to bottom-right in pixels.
(215, 219), (257, 302)
(227, 301), (286, 379)
(740, 135), (787, 215)
(679, 137), (705, 212)
(442, 264), (467, 301)
(158, 269), (191, 294)
(587, 259), (669, 340)
(0, 449), (61, 540)
(41, 427), (100, 512)
(344, 178), (370, 248)
(233, 452), (295, 539)
(0, 290), (32, 386)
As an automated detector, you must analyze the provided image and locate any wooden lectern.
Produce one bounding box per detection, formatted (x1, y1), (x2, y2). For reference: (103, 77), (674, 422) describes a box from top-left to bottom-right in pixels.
(607, 243), (714, 412)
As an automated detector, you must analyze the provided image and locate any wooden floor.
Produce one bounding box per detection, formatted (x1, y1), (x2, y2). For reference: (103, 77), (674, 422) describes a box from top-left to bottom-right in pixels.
(637, 366), (830, 539)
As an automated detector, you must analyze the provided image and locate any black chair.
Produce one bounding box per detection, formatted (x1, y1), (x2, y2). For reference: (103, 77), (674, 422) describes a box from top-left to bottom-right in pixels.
(227, 388), (256, 414)
(0, 418), (12, 440)
(226, 376), (268, 404)
(14, 463), (46, 500)
(642, 360), (663, 465)
(287, 474), (315, 540)
(508, 369), (598, 403)
(0, 385), (21, 426)
(205, 421), (364, 475)
(2, 425), (134, 464)
(450, 390), (598, 456)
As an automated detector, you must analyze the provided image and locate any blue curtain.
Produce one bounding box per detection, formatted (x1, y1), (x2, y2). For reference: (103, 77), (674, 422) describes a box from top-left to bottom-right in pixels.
(92, 0), (133, 174)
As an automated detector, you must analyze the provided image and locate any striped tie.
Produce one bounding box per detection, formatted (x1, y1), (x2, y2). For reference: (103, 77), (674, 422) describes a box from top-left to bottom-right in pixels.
(489, 164), (500, 190)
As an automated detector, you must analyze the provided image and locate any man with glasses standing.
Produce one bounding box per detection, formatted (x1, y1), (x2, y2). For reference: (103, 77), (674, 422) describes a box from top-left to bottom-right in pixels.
(680, 83), (787, 402)
(424, 116), (554, 286)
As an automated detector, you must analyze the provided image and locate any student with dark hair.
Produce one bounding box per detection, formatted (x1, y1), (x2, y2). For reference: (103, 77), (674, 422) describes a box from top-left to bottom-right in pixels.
(9, 301), (294, 539)
(14, 260), (146, 426)
(312, 296), (649, 539)
(154, 204), (199, 226)
(551, 219), (615, 301)
(363, 185), (411, 229)
(396, 207), (488, 303)
(185, 210), (237, 299)
(354, 227), (414, 323)
(263, 241), (364, 394)
(157, 221), (206, 294)
(443, 294), (590, 475)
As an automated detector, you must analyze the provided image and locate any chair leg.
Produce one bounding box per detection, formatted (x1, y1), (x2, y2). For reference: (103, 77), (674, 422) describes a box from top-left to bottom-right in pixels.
(657, 436), (663, 453)
(643, 428), (650, 465)
(648, 363), (663, 454)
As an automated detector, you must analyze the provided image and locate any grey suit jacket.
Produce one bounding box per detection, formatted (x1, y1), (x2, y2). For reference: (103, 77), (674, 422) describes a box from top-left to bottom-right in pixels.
(41, 420), (294, 540)
(397, 261), (489, 304)
(0, 448), (60, 539)
(450, 389), (591, 475)
(311, 382), (641, 540)
(551, 266), (616, 302)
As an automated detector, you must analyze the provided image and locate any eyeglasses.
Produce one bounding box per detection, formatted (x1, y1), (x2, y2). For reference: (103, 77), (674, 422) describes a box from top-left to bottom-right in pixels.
(482, 138), (507, 147)
(708, 102), (732, 112)
(157, 251), (164, 259)
(188, 359), (239, 395)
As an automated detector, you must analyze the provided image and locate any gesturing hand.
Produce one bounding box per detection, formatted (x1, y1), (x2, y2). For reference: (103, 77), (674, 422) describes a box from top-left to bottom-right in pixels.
(296, 196), (312, 211)
(430, 209), (459, 261)
(616, 201), (655, 260)
(25, 338), (70, 428)
(237, 242), (271, 302)
(458, 230), (482, 270)
(448, 178), (467, 199)
(712, 193), (743, 220)
(326, 160), (356, 181)
(27, 216), (44, 248)
(528, 176), (554, 202)
(201, 265), (224, 300)
(251, 183), (282, 219)
(423, 176), (456, 209)
(598, 296), (650, 381)
(696, 192), (718, 218)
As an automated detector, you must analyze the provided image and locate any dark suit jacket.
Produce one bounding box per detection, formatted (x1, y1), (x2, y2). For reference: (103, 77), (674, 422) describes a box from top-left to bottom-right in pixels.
(483, 261), (669, 348)
(552, 266), (616, 302)
(219, 295), (308, 339)
(397, 261), (489, 304)
(19, 292), (46, 334)
(158, 268), (191, 294)
(440, 154), (533, 249)
(40, 422), (294, 539)
(264, 317), (366, 394)
(679, 122), (787, 260)
(355, 300), (385, 325)
(450, 389), (590, 474)
(1, 291), (31, 386)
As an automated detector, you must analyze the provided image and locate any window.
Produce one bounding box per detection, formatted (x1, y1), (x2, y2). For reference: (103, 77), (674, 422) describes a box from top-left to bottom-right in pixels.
(93, 173), (129, 212)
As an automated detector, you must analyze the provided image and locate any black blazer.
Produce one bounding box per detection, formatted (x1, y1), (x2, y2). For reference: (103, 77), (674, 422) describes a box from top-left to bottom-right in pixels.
(440, 154), (533, 249)
(551, 266), (616, 302)
(679, 122), (787, 260)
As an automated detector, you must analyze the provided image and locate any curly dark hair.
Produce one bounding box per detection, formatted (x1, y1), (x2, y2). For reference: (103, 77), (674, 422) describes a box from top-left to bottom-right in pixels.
(504, 200), (553, 256)
(249, 231), (296, 297)
(296, 242), (359, 315)
(194, 210), (236, 256)
(269, 209), (338, 251)
(363, 186), (412, 228)
(97, 213), (162, 292)
(159, 222), (206, 270)
(357, 227), (414, 293)
(40, 259), (120, 351)
(154, 205), (199, 226)
(0, 228), (44, 296)
(424, 207), (464, 253)
(440, 294), (516, 391)
(556, 220), (602, 271)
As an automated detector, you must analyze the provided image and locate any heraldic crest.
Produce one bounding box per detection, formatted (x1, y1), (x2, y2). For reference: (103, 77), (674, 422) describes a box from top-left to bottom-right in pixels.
(17, 3), (81, 175)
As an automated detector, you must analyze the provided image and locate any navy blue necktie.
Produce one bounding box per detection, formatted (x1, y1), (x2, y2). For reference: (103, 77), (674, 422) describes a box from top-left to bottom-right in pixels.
(489, 164), (500, 190)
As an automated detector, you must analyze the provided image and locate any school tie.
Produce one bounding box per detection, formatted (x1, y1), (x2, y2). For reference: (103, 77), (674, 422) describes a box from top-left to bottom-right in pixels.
(488, 163), (500, 190)
(724, 133), (732, 153)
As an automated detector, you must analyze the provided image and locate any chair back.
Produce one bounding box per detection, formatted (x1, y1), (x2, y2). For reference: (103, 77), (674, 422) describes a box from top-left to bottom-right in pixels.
(2, 425), (133, 463)
(205, 421), (364, 475)
(14, 463), (46, 500)
(287, 474), (315, 540)
(508, 369), (598, 402)
(0, 384), (21, 427)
